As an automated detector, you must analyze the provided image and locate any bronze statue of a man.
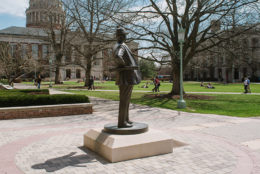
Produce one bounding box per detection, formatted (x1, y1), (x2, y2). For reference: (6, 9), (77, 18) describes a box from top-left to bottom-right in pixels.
(113, 27), (141, 128)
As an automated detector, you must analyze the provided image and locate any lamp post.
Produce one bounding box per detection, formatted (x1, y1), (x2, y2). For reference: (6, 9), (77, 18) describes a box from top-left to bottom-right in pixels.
(49, 59), (52, 88)
(177, 27), (186, 109)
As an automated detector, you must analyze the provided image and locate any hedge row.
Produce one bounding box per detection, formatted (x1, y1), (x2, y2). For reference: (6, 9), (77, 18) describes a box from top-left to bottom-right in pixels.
(0, 90), (90, 107)
(0, 79), (8, 85)
(0, 89), (49, 96)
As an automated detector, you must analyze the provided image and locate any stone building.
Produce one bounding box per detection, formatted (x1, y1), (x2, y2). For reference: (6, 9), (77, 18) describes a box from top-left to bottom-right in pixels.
(184, 24), (260, 83)
(0, 0), (138, 81)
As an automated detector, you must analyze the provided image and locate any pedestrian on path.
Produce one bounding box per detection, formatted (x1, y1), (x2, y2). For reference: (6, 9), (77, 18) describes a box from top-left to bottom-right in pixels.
(35, 75), (42, 89)
(152, 76), (160, 93)
(247, 77), (251, 93)
(88, 76), (95, 90)
(244, 77), (250, 93)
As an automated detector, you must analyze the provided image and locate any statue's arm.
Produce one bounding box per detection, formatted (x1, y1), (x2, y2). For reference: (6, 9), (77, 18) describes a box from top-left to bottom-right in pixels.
(115, 46), (126, 66)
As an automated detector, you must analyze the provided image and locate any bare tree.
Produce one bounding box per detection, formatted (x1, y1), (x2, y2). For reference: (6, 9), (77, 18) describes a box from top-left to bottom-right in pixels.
(64, 0), (129, 86)
(0, 42), (34, 85)
(115, 0), (259, 96)
(43, 1), (75, 84)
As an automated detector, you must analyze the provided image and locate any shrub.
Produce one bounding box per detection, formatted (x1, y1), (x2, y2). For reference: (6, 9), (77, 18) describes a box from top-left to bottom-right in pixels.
(0, 79), (8, 85)
(0, 89), (50, 96)
(0, 90), (89, 107)
(16, 89), (50, 94)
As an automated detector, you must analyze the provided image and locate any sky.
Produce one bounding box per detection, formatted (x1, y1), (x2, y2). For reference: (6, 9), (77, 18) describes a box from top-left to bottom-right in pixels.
(0, 0), (28, 29)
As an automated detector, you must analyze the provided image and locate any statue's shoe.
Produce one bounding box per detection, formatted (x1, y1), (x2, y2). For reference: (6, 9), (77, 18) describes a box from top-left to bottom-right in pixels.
(126, 120), (133, 124)
(118, 122), (133, 128)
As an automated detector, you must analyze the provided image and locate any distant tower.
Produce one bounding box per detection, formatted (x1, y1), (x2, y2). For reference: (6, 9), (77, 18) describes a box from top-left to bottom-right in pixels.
(26, 0), (64, 29)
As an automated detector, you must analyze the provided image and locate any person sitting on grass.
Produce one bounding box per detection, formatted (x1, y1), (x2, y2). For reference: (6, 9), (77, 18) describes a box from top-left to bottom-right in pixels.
(141, 81), (149, 88)
(200, 82), (204, 87)
(206, 82), (215, 89)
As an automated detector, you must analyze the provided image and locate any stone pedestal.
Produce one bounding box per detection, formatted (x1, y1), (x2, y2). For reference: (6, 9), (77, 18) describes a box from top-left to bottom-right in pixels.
(83, 128), (185, 162)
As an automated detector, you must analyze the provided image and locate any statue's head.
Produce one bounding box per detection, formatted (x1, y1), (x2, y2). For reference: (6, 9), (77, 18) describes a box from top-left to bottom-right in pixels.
(116, 27), (127, 43)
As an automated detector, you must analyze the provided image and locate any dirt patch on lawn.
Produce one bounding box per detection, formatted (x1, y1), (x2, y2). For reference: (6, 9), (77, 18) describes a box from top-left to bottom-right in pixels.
(145, 94), (215, 100)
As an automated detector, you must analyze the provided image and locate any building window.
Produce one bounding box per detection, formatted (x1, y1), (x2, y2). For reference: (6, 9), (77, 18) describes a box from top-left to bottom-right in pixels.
(40, 12), (43, 22)
(243, 39), (248, 48)
(21, 44), (27, 58)
(30, 13), (33, 23)
(76, 69), (81, 78)
(66, 69), (71, 79)
(32, 44), (38, 59)
(252, 38), (259, 48)
(10, 44), (17, 57)
(42, 45), (49, 59)
(94, 59), (100, 66)
(65, 46), (72, 62)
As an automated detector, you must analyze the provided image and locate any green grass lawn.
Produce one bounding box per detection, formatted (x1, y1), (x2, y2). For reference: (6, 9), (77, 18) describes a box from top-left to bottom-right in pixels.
(22, 80), (260, 93)
(65, 90), (260, 117)
(21, 80), (260, 117)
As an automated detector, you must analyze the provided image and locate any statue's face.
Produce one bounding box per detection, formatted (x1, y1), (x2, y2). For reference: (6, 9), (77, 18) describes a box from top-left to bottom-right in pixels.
(116, 33), (126, 43)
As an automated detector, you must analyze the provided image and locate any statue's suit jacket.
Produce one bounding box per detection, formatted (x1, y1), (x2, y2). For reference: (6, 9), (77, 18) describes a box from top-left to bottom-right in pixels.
(113, 42), (141, 85)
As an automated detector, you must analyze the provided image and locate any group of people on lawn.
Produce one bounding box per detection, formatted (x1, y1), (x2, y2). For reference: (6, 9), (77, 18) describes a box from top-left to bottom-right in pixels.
(200, 77), (251, 93)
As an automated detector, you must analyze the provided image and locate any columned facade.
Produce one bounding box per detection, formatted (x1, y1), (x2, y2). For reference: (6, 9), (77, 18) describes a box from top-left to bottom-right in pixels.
(26, 0), (63, 29)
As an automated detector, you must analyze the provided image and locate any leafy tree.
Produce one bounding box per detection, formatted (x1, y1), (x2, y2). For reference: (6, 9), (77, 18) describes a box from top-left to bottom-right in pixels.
(139, 59), (156, 79)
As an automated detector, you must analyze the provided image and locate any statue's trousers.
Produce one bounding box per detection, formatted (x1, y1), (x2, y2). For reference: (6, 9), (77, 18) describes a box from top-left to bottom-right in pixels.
(118, 85), (133, 127)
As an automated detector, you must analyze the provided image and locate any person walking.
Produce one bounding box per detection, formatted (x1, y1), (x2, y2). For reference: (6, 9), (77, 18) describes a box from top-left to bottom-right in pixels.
(36, 75), (42, 89)
(88, 76), (95, 90)
(152, 76), (160, 93)
(244, 77), (249, 93)
(155, 77), (160, 92)
(247, 77), (251, 93)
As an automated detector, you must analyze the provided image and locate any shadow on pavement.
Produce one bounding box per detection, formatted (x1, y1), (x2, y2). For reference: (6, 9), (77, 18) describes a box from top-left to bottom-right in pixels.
(31, 147), (108, 172)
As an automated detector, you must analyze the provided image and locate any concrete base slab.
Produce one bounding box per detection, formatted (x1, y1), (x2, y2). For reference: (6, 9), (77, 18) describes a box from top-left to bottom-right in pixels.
(83, 128), (186, 162)
(241, 139), (260, 150)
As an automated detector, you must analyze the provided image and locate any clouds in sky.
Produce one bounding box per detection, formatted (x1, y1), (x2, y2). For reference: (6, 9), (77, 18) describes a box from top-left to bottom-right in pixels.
(0, 0), (28, 18)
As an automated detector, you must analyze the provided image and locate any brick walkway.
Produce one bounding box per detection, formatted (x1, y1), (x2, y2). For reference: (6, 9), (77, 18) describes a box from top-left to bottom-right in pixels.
(1, 96), (260, 174)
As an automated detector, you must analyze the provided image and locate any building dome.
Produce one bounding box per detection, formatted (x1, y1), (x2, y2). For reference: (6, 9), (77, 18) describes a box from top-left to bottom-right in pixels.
(26, 0), (64, 29)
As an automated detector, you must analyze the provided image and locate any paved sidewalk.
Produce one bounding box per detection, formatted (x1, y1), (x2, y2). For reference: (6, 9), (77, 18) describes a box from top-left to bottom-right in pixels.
(1, 96), (260, 174)
(13, 83), (37, 89)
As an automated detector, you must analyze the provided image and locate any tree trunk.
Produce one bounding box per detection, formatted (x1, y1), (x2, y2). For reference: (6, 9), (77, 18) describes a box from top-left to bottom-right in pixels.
(84, 68), (91, 87)
(8, 78), (13, 86)
(169, 68), (180, 96)
(84, 58), (92, 87)
(55, 66), (61, 84)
